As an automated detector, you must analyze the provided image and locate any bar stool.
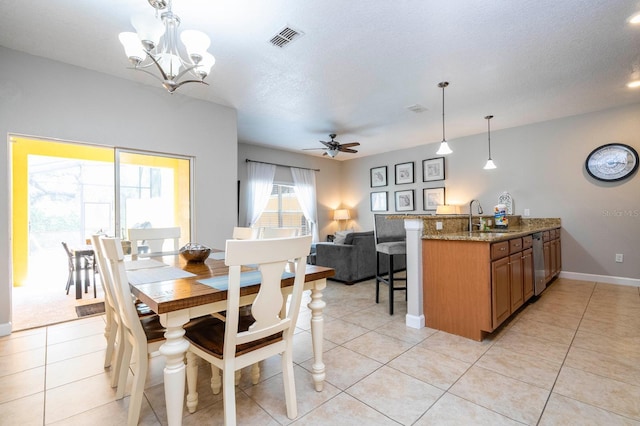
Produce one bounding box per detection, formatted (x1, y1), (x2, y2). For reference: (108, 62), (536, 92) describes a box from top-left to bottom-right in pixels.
(374, 214), (407, 315)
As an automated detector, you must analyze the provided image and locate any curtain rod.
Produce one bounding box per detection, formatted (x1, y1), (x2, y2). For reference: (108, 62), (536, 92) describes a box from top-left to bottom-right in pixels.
(245, 159), (320, 172)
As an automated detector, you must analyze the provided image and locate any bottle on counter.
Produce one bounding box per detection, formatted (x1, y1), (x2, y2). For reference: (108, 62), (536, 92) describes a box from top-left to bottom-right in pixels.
(494, 204), (508, 228)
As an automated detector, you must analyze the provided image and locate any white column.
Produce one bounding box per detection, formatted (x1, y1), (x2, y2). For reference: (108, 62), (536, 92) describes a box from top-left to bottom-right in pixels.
(404, 218), (425, 329)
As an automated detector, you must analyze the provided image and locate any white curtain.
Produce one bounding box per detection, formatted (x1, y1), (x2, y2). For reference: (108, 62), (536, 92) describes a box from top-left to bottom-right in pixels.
(291, 167), (319, 243)
(246, 162), (276, 227)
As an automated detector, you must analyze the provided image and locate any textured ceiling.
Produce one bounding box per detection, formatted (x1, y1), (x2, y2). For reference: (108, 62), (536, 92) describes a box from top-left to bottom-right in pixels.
(1, 0), (639, 159)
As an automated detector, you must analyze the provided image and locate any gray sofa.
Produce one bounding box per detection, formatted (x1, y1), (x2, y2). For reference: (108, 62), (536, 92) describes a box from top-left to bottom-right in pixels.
(315, 231), (405, 285)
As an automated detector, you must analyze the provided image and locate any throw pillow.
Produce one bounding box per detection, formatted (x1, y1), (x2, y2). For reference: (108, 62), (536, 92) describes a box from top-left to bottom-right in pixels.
(333, 230), (352, 244)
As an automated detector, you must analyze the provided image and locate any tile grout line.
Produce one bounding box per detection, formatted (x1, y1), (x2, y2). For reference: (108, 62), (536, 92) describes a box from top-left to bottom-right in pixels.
(533, 280), (596, 425)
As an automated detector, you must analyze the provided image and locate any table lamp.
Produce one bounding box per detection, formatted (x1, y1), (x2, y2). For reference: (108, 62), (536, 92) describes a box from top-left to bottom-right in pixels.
(435, 205), (460, 215)
(333, 209), (350, 231)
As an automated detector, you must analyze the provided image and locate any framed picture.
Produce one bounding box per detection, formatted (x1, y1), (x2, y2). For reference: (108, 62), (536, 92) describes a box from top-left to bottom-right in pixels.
(370, 166), (387, 187)
(423, 157), (445, 182)
(370, 191), (388, 212)
(395, 162), (414, 185)
(395, 189), (415, 212)
(423, 187), (446, 211)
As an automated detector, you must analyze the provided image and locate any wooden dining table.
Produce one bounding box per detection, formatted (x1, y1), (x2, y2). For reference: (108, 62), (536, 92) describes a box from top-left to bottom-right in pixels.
(127, 250), (335, 426)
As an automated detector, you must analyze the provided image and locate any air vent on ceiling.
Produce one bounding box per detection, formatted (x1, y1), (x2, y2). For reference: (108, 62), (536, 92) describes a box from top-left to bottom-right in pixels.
(406, 104), (428, 113)
(269, 26), (304, 48)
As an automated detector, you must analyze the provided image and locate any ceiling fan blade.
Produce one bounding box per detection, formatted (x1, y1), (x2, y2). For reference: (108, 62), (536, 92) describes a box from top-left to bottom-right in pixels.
(340, 142), (360, 148)
(302, 147), (327, 151)
(320, 141), (333, 149)
(339, 148), (358, 153)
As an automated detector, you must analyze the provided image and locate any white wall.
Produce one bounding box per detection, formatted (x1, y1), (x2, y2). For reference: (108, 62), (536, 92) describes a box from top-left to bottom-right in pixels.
(340, 103), (640, 280)
(237, 143), (345, 240)
(0, 47), (238, 334)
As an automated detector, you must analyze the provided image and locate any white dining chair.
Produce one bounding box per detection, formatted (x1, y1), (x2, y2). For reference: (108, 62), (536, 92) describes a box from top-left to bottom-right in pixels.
(128, 227), (180, 257)
(184, 235), (312, 425)
(232, 226), (259, 240)
(261, 227), (299, 238)
(99, 237), (166, 426)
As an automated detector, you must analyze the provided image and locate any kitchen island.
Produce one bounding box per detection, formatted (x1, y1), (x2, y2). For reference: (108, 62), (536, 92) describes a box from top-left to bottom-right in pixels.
(422, 217), (561, 340)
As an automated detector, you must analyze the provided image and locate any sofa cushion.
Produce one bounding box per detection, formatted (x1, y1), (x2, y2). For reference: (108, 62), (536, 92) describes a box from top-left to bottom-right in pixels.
(344, 230), (374, 245)
(333, 230), (352, 244)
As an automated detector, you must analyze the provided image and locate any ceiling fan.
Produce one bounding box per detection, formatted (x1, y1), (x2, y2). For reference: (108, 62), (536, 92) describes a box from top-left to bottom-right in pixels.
(303, 134), (360, 158)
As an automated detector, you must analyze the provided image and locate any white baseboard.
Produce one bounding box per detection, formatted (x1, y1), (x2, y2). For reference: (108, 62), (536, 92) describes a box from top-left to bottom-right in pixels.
(559, 271), (640, 287)
(0, 322), (12, 337)
(405, 314), (425, 329)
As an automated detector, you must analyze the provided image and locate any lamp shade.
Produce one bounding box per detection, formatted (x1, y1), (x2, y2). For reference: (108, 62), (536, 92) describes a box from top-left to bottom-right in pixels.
(435, 205), (460, 215)
(334, 209), (350, 220)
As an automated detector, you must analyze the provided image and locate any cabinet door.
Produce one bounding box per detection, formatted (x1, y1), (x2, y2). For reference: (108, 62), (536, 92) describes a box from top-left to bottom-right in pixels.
(555, 236), (562, 273)
(550, 238), (557, 277)
(509, 253), (524, 312)
(492, 256), (511, 327)
(522, 248), (534, 301)
(543, 242), (551, 282)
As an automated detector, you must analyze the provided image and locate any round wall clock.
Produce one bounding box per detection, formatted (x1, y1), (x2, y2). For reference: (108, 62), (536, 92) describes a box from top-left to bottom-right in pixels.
(585, 143), (639, 182)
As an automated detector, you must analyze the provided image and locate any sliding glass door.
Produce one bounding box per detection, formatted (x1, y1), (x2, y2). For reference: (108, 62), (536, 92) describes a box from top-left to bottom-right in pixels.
(115, 149), (192, 248)
(10, 136), (193, 287)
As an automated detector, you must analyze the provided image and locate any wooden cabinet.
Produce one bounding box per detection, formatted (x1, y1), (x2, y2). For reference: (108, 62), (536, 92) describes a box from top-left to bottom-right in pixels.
(509, 253), (524, 311)
(491, 256), (510, 326)
(423, 226), (561, 341)
(545, 227), (562, 283)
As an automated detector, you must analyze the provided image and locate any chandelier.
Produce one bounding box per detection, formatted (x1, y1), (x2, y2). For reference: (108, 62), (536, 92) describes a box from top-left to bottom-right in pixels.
(118, 0), (215, 93)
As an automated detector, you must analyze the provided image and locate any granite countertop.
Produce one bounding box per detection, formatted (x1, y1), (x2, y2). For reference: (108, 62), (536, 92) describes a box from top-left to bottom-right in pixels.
(423, 224), (560, 242)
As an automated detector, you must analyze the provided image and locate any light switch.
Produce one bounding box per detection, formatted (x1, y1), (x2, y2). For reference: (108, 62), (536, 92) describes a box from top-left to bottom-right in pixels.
(436, 221), (443, 230)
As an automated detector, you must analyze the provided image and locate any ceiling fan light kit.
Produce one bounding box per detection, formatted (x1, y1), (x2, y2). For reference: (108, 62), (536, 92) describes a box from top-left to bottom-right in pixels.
(118, 0), (215, 93)
(303, 133), (360, 158)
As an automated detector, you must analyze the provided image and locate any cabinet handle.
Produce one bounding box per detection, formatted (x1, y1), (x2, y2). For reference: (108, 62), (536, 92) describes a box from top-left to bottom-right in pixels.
(500, 247), (506, 251)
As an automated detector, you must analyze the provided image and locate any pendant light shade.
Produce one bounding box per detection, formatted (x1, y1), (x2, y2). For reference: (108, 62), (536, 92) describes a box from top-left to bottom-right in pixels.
(483, 115), (497, 170)
(436, 81), (453, 155)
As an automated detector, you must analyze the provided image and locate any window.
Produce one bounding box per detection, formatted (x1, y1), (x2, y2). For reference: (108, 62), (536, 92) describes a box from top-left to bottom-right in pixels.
(254, 184), (310, 235)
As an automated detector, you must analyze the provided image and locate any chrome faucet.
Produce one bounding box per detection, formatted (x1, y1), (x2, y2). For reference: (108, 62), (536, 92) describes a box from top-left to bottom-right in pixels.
(469, 199), (484, 231)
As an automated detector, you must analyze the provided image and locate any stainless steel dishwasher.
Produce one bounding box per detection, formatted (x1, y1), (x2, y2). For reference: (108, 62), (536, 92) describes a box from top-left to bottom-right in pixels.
(532, 232), (546, 295)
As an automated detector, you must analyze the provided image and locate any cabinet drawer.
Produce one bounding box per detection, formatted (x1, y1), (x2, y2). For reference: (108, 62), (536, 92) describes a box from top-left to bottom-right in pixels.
(509, 238), (523, 253)
(522, 235), (533, 249)
(543, 231), (550, 242)
(491, 241), (510, 260)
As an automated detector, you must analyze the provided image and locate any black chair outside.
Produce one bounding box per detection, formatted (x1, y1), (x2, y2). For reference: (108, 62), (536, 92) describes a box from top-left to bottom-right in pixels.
(373, 214), (407, 315)
(62, 241), (95, 297)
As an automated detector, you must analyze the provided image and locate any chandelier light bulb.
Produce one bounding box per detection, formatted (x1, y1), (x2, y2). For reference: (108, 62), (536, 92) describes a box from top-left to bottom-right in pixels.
(627, 80), (640, 89)
(119, 1), (214, 93)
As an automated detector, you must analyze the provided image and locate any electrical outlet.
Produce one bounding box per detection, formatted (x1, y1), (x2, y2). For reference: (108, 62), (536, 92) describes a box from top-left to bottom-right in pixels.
(615, 254), (624, 263)
(436, 221), (443, 230)
(524, 208), (530, 217)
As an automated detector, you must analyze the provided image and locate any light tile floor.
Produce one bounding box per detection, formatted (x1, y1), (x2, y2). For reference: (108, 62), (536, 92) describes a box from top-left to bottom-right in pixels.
(1, 277), (639, 425)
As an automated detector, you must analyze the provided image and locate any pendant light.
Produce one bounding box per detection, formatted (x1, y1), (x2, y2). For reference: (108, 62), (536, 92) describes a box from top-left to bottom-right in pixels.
(483, 115), (497, 170)
(436, 81), (453, 155)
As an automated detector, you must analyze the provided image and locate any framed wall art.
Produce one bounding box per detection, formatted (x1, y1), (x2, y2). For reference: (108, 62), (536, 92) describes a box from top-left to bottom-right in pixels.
(423, 187), (445, 211)
(395, 161), (414, 185)
(370, 191), (388, 212)
(423, 157), (445, 182)
(370, 166), (388, 187)
(395, 189), (415, 212)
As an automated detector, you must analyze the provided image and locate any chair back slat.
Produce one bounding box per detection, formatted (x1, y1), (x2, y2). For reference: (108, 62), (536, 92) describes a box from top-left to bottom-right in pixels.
(232, 226), (259, 240)
(261, 227), (299, 239)
(223, 235), (311, 356)
(100, 237), (148, 345)
(128, 227), (181, 256)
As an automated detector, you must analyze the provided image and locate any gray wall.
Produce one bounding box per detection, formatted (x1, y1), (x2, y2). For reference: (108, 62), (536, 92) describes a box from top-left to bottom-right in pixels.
(0, 47), (238, 334)
(340, 103), (640, 281)
(237, 143), (344, 240)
